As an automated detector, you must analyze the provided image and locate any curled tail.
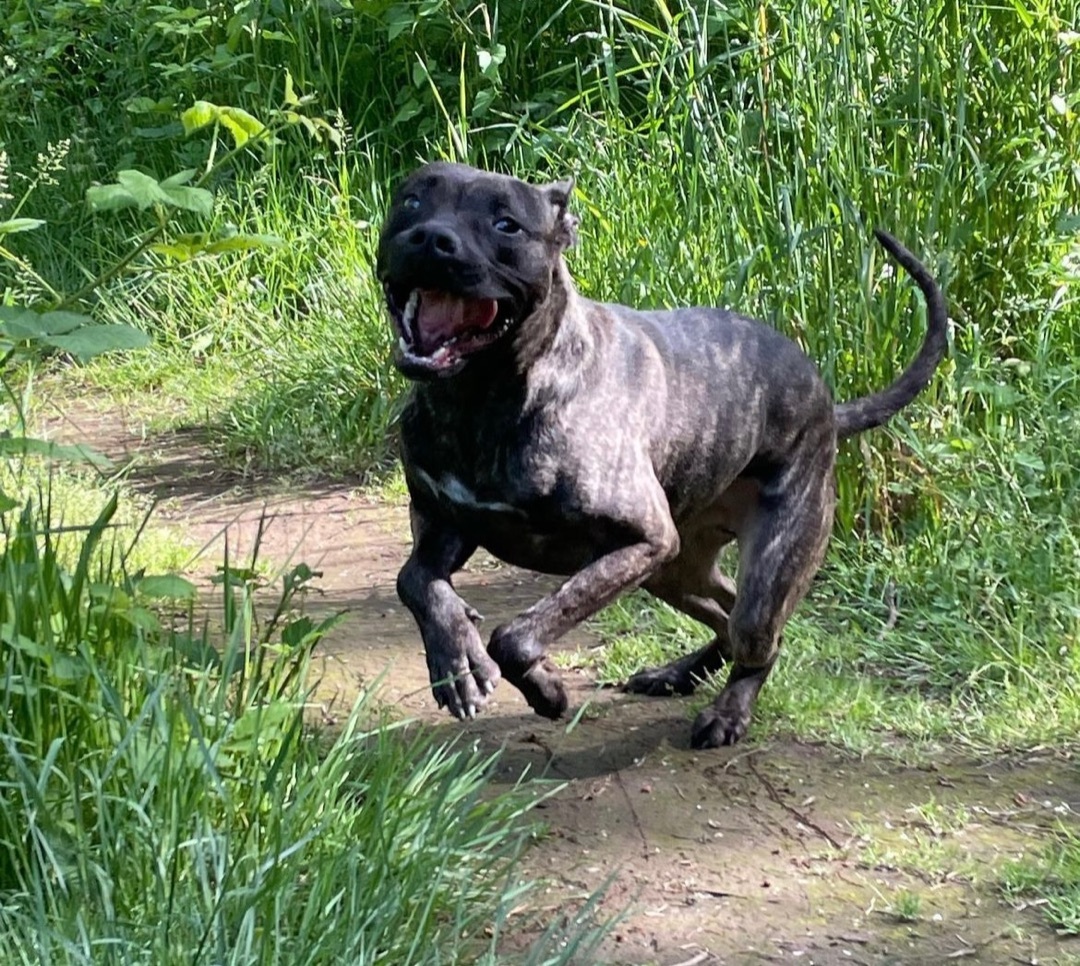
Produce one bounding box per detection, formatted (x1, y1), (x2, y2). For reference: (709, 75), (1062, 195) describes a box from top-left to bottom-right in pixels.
(834, 229), (949, 439)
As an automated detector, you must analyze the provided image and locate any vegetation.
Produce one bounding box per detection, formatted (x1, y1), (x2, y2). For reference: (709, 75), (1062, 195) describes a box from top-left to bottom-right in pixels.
(0, 0), (1077, 952)
(0, 496), (603, 962)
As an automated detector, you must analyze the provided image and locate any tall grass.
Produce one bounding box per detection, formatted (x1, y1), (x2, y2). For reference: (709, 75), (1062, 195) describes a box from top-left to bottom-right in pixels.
(0, 494), (602, 962)
(5, 1), (1074, 513)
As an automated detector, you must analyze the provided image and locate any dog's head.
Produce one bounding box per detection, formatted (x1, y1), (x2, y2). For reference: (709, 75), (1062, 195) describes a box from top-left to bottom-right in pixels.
(376, 162), (577, 380)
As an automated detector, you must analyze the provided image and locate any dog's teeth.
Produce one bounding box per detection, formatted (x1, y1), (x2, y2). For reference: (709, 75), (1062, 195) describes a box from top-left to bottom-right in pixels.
(398, 336), (409, 354)
(404, 290), (419, 323)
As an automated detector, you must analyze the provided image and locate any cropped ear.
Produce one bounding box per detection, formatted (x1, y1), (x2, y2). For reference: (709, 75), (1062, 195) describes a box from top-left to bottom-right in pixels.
(541, 177), (579, 249)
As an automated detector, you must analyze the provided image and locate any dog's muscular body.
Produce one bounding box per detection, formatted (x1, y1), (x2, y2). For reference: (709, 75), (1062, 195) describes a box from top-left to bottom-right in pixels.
(377, 162), (947, 748)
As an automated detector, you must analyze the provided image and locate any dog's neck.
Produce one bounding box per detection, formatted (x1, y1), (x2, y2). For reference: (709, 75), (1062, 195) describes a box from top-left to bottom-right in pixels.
(513, 258), (579, 367)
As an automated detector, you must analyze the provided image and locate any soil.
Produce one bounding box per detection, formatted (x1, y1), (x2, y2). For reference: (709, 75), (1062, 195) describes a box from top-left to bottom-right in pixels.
(38, 397), (1080, 966)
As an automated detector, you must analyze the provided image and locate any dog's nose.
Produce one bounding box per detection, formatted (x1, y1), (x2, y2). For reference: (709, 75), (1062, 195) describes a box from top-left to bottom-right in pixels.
(406, 224), (462, 258)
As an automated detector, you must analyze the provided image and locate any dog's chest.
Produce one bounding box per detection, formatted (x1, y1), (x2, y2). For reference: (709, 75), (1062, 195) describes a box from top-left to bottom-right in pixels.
(412, 465), (527, 519)
(407, 457), (612, 576)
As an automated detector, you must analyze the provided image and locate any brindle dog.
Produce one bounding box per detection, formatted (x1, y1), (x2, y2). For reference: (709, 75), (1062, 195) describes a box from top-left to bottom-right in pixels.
(376, 162), (947, 748)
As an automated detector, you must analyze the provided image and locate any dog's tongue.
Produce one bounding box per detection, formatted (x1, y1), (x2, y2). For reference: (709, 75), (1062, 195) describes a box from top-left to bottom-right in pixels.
(416, 291), (498, 352)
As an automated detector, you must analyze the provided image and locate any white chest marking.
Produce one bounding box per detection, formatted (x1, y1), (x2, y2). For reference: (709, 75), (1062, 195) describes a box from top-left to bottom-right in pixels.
(415, 467), (525, 517)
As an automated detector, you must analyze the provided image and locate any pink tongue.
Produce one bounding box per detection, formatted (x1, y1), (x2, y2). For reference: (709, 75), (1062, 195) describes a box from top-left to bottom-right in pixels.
(416, 291), (499, 353)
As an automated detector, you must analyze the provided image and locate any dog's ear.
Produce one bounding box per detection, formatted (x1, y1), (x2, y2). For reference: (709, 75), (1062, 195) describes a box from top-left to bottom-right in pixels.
(542, 178), (578, 249)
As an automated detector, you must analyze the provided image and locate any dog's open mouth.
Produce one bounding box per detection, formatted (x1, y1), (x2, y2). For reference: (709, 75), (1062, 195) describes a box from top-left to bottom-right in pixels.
(385, 286), (515, 374)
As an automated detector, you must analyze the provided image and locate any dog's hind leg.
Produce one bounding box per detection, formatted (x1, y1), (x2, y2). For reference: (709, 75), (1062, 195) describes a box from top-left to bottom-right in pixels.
(396, 504), (501, 719)
(624, 529), (737, 697)
(691, 457), (836, 748)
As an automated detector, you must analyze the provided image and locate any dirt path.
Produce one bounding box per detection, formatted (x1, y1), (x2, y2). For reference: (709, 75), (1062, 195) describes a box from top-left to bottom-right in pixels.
(41, 400), (1080, 965)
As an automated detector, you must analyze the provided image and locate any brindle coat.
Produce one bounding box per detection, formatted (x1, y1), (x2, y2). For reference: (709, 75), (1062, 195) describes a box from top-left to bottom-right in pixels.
(376, 162), (947, 747)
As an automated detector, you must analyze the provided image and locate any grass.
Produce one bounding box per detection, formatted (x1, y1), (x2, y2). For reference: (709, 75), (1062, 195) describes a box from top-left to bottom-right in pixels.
(1002, 831), (1080, 936)
(1, 0), (1078, 947)
(886, 889), (924, 924)
(582, 543), (1080, 757)
(0, 490), (607, 963)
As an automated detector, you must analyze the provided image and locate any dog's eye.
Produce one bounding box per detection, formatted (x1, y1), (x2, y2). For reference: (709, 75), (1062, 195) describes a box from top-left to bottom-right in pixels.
(402, 195), (421, 210)
(494, 216), (522, 235)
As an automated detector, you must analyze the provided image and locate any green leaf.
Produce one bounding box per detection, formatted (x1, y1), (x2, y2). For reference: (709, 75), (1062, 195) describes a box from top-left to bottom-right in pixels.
(90, 170), (212, 217)
(152, 232), (278, 260)
(0, 436), (112, 468)
(45, 323), (151, 359)
(122, 606), (163, 633)
(150, 240), (201, 261)
(203, 233), (281, 254)
(160, 169), (198, 187)
(49, 653), (88, 683)
(1, 626), (51, 659)
(0, 489), (17, 513)
(117, 169), (166, 208)
(137, 574), (198, 600)
(386, 4), (414, 41)
(0, 306), (47, 339)
(218, 107), (265, 147)
(0, 308), (95, 339)
(37, 311), (93, 335)
(0, 218), (46, 235)
(90, 583), (132, 609)
(86, 183), (140, 212)
(305, 116), (343, 149)
(181, 99), (220, 134)
(283, 69), (299, 106)
(0, 306), (36, 325)
(158, 182), (214, 217)
(125, 96), (161, 113)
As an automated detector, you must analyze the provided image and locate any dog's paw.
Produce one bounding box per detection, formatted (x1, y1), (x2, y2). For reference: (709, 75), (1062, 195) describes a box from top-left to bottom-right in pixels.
(426, 621), (501, 720)
(623, 665), (697, 697)
(516, 659), (569, 720)
(690, 705), (750, 748)
(487, 625), (567, 719)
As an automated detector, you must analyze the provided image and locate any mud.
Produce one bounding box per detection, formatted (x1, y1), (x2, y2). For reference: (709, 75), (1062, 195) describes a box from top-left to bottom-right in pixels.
(38, 398), (1080, 965)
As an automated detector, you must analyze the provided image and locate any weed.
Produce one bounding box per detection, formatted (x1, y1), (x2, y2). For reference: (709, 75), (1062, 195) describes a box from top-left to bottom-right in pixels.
(1002, 829), (1080, 936)
(889, 889), (924, 923)
(0, 491), (606, 961)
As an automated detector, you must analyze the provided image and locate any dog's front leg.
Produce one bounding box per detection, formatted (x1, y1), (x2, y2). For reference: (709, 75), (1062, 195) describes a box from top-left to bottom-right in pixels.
(396, 504), (501, 719)
(488, 518), (679, 719)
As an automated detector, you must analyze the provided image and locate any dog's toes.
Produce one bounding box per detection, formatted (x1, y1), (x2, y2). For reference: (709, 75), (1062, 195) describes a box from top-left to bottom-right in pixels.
(466, 641), (501, 696)
(690, 706), (749, 748)
(623, 667), (696, 697)
(431, 669), (487, 722)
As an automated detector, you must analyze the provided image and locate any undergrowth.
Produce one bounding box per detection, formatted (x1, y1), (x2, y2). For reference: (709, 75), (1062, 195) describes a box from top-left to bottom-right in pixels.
(0, 493), (604, 962)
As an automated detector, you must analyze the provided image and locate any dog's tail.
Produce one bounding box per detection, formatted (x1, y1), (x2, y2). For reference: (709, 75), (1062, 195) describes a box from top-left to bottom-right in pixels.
(834, 229), (948, 440)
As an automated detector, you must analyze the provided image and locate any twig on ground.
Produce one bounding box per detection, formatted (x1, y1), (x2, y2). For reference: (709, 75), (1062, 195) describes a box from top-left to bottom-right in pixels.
(747, 757), (844, 850)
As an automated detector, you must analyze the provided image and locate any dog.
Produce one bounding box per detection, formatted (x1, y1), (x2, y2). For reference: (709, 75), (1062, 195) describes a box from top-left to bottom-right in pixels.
(376, 162), (947, 748)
